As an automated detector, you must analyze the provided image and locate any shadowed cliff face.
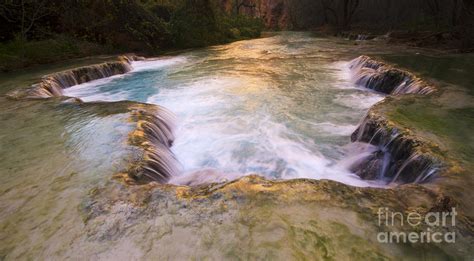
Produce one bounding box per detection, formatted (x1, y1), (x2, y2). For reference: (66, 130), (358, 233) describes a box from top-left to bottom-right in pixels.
(220, 0), (290, 29)
(219, 0), (474, 49)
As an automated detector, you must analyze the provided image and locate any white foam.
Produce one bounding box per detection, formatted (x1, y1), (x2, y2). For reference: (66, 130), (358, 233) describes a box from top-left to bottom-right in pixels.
(131, 57), (187, 72)
(63, 56), (188, 102)
(330, 61), (355, 89)
(334, 92), (384, 109)
(63, 51), (389, 188)
(316, 122), (358, 136)
(63, 74), (128, 102)
(144, 75), (383, 187)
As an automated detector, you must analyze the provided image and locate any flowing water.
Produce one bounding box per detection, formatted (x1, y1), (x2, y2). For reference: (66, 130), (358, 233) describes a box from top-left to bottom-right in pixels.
(1, 32), (473, 259)
(64, 33), (386, 186)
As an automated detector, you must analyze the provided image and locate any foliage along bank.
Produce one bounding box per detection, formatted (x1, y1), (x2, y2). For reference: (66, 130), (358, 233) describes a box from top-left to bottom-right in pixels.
(0, 0), (263, 71)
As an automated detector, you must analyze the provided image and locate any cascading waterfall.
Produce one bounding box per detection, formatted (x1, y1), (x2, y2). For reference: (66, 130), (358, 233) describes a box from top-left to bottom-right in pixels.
(347, 55), (441, 184)
(7, 54), (179, 184)
(349, 112), (440, 183)
(127, 104), (180, 183)
(356, 35), (368, 41)
(337, 32), (375, 41)
(32, 61), (132, 98)
(3, 34), (472, 260)
(6, 49), (445, 186)
(7, 55), (147, 99)
(349, 55), (435, 95)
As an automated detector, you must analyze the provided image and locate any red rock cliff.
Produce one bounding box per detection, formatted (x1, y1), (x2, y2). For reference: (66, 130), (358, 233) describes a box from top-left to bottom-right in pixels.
(219, 0), (290, 29)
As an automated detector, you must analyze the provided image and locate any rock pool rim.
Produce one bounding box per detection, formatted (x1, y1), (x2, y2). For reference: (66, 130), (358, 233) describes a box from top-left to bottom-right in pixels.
(5, 54), (181, 184)
(347, 55), (444, 184)
(4, 53), (448, 188)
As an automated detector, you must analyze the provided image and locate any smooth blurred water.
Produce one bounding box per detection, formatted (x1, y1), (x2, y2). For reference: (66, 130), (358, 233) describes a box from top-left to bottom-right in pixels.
(65, 33), (385, 186)
(0, 98), (137, 259)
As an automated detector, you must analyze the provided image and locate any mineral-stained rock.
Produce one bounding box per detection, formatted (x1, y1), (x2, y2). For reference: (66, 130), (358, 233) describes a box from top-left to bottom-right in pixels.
(347, 56), (441, 184)
(219, 0), (290, 29)
(80, 175), (474, 259)
(351, 99), (443, 184)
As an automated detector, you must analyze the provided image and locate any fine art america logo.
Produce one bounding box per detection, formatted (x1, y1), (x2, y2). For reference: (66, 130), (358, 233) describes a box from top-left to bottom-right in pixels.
(377, 207), (457, 243)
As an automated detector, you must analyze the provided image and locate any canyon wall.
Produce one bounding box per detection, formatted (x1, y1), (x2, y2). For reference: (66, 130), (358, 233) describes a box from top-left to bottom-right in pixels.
(218, 0), (321, 29)
(219, 0), (291, 29)
(219, 0), (473, 34)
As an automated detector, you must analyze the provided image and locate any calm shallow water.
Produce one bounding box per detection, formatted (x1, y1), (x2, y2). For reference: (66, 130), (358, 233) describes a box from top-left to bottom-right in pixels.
(65, 33), (385, 186)
(0, 99), (136, 259)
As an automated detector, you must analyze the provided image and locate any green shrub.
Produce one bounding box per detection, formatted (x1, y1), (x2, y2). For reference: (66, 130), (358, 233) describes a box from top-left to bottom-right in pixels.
(0, 0), (263, 70)
(0, 35), (110, 72)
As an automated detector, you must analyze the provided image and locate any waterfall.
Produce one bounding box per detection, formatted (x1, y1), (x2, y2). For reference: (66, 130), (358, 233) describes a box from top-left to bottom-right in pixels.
(7, 54), (181, 184)
(348, 112), (441, 184)
(349, 55), (435, 95)
(34, 61), (132, 98)
(28, 54), (146, 98)
(7, 56), (143, 99)
(337, 32), (375, 41)
(344, 55), (441, 184)
(127, 104), (180, 183)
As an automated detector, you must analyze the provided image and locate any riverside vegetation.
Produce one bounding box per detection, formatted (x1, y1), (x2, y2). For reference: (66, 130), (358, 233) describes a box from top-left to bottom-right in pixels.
(1, 0), (473, 72)
(0, 0), (263, 71)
